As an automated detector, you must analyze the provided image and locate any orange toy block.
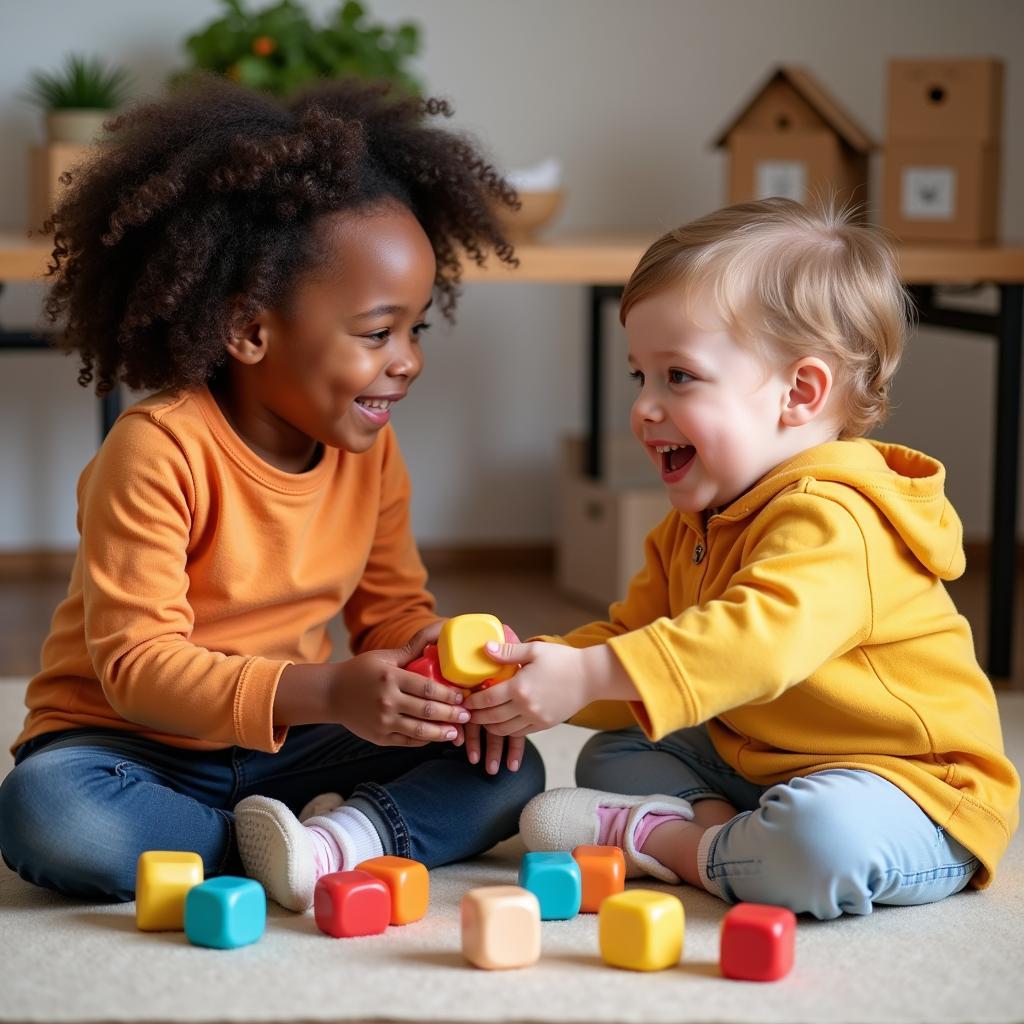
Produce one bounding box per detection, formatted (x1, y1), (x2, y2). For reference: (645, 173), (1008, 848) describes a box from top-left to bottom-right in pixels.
(461, 885), (541, 970)
(356, 855), (429, 925)
(135, 850), (204, 931)
(572, 845), (626, 912)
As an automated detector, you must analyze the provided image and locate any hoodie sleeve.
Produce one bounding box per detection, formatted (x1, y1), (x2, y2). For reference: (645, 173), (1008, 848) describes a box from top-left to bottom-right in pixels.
(608, 491), (874, 740)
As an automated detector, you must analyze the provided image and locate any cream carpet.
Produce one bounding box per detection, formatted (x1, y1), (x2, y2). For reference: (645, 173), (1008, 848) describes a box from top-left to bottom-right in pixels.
(1, 678), (1022, 1024)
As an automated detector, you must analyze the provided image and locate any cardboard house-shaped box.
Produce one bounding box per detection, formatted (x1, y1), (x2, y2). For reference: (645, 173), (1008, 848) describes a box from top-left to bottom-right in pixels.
(713, 66), (875, 212)
(883, 58), (1003, 243)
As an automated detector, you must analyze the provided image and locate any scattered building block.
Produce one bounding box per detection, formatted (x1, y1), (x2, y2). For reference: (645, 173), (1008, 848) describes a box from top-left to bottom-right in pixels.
(461, 885), (541, 970)
(405, 644), (446, 683)
(357, 856), (429, 925)
(720, 902), (796, 981)
(518, 851), (582, 920)
(184, 877), (265, 949)
(572, 845), (626, 913)
(314, 870), (390, 938)
(135, 850), (203, 931)
(599, 890), (684, 971)
(438, 614), (515, 687)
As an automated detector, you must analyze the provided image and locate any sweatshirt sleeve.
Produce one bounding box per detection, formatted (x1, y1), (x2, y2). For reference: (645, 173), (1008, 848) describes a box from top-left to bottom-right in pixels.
(343, 429), (439, 654)
(608, 493), (874, 740)
(81, 415), (288, 753)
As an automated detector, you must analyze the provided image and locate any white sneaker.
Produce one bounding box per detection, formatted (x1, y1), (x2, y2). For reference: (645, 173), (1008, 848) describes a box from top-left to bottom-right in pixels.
(299, 791), (344, 821)
(234, 795), (317, 912)
(519, 787), (694, 883)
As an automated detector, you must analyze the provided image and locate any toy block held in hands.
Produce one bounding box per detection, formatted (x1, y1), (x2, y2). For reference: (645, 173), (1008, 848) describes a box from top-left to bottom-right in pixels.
(184, 877), (265, 949)
(356, 856), (429, 925)
(599, 890), (684, 971)
(461, 885), (541, 970)
(438, 614), (516, 688)
(405, 644), (446, 683)
(135, 850), (203, 931)
(720, 902), (796, 981)
(572, 845), (626, 913)
(314, 870), (391, 938)
(518, 851), (582, 920)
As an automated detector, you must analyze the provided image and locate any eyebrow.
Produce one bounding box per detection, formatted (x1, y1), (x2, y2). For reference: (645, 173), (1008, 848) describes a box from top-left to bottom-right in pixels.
(353, 297), (434, 321)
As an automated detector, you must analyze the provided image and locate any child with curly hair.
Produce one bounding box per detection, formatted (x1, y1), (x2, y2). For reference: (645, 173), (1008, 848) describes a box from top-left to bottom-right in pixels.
(465, 198), (1019, 920)
(0, 77), (545, 912)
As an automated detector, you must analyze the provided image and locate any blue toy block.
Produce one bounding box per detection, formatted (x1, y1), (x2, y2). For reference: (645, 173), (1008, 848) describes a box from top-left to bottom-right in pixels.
(184, 877), (266, 949)
(518, 851), (582, 920)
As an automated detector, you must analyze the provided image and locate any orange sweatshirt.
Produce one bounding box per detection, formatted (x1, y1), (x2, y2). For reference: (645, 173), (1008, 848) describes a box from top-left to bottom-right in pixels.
(14, 388), (439, 756)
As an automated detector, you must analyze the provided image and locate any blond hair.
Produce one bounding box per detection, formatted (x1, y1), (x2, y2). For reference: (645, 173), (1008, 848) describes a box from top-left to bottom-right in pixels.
(620, 197), (910, 438)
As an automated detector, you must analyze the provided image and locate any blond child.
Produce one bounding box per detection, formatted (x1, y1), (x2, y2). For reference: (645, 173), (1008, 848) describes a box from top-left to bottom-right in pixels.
(466, 198), (1019, 919)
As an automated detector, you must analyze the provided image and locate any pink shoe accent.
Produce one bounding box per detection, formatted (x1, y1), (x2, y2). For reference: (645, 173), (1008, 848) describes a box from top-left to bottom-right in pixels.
(596, 805), (631, 847)
(307, 824), (343, 879)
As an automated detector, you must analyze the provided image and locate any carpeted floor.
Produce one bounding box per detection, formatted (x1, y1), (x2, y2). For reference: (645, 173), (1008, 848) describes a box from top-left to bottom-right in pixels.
(1, 678), (1022, 1024)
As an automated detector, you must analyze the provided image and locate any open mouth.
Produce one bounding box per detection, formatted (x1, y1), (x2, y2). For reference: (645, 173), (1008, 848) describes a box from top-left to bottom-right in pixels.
(355, 397), (394, 413)
(655, 443), (696, 476)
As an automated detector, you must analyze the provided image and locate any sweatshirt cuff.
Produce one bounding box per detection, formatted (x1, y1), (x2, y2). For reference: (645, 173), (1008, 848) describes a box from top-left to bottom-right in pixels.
(607, 626), (697, 739)
(234, 657), (291, 753)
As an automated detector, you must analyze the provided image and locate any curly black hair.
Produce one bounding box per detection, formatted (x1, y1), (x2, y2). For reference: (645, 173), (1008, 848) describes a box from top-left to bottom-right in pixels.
(43, 75), (519, 395)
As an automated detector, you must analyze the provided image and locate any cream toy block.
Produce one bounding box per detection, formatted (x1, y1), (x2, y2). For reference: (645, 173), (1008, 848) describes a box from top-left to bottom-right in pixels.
(438, 614), (516, 687)
(572, 845), (626, 913)
(356, 856), (429, 925)
(135, 850), (204, 931)
(720, 902), (796, 981)
(461, 885), (541, 970)
(599, 889), (684, 971)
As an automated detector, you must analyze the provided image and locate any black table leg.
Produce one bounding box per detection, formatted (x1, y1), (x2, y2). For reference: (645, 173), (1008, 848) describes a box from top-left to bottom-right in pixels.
(585, 285), (623, 479)
(101, 386), (122, 437)
(989, 284), (1023, 679)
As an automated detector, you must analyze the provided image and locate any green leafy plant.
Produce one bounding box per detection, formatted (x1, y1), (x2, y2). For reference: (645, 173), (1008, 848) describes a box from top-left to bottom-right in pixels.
(23, 54), (133, 110)
(181, 0), (422, 97)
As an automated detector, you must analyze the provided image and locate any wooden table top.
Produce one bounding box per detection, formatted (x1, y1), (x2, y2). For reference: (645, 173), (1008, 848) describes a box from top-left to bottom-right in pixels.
(3, 229), (1024, 286)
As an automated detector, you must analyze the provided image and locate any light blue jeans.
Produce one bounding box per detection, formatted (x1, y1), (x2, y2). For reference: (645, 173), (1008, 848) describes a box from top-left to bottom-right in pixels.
(577, 725), (979, 920)
(0, 725), (545, 903)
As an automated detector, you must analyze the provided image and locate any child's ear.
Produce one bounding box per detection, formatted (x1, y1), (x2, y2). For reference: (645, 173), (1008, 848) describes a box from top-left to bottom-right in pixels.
(780, 357), (833, 428)
(225, 314), (270, 366)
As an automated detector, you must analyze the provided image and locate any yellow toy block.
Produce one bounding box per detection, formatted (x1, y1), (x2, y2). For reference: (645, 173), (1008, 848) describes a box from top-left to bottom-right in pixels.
(461, 885), (541, 970)
(438, 613), (515, 688)
(356, 855), (429, 925)
(599, 890), (684, 971)
(135, 850), (204, 931)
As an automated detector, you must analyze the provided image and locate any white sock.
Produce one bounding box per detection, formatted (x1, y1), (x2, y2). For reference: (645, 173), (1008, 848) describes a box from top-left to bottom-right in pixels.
(305, 805), (384, 875)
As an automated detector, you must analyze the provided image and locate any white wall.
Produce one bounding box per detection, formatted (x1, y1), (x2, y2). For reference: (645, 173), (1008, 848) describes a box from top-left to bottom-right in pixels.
(1, 0), (1022, 548)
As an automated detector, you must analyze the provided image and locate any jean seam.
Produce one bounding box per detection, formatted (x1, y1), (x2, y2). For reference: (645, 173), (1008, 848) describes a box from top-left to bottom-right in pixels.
(214, 809), (236, 875)
(354, 781), (409, 857)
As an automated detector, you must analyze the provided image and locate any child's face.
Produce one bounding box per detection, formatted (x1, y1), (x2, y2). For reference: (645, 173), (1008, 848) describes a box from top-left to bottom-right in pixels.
(626, 289), (794, 513)
(229, 203), (436, 460)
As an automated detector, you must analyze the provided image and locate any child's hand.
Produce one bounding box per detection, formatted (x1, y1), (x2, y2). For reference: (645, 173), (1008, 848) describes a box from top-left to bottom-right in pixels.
(461, 722), (526, 775)
(328, 646), (469, 747)
(462, 641), (593, 735)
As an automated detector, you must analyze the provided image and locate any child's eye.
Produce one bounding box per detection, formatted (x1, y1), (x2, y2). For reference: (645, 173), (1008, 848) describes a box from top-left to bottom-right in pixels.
(367, 329), (391, 343)
(668, 369), (693, 385)
(629, 369), (644, 386)
(412, 321), (432, 337)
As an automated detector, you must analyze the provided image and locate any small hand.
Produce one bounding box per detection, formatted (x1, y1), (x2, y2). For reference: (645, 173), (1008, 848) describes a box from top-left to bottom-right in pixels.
(463, 640), (593, 736)
(462, 721), (526, 774)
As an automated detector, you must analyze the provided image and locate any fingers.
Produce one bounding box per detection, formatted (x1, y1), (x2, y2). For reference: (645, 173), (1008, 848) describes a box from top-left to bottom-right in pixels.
(406, 620), (445, 659)
(402, 670), (466, 708)
(391, 715), (463, 744)
(484, 640), (534, 666)
(505, 735), (526, 772)
(464, 700), (520, 725)
(463, 722), (482, 765)
(484, 730), (505, 775)
(397, 689), (471, 728)
(462, 683), (514, 711)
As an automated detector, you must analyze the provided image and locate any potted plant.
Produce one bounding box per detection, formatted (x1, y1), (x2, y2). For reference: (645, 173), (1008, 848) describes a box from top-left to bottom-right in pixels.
(179, 0), (422, 96)
(23, 53), (133, 144)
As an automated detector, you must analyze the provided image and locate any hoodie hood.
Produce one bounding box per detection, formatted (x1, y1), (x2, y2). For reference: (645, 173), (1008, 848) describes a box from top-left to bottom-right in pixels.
(706, 439), (965, 580)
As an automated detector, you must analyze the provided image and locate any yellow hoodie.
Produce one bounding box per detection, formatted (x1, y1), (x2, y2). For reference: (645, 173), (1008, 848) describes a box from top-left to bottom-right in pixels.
(558, 439), (1019, 888)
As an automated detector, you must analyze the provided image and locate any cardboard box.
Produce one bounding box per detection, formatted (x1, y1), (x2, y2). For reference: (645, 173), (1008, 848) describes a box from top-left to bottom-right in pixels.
(882, 58), (1003, 244)
(28, 143), (94, 232)
(886, 59), (1003, 143)
(557, 437), (670, 609)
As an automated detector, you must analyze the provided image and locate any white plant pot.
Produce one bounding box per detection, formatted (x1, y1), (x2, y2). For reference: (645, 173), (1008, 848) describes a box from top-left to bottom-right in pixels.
(45, 109), (111, 145)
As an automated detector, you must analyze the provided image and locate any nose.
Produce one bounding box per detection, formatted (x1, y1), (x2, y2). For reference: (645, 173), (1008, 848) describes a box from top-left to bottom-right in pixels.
(632, 387), (663, 424)
(387, 333), (423, 379)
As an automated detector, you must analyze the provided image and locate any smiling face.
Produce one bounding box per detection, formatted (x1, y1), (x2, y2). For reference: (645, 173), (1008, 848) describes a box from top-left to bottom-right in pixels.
(626, 290), (803, 514)
(218, 203), (437, 470)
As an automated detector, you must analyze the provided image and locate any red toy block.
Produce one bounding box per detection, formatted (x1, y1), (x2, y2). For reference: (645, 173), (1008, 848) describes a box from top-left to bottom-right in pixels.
(406, 644), (446, 683)
(720, 902), (796, 981)
(314, 870), (391, 938)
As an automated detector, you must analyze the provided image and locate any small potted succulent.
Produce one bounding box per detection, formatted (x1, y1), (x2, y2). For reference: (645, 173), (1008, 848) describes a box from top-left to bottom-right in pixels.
(179, 0), (422, 96)
(23, 53), (133, 144)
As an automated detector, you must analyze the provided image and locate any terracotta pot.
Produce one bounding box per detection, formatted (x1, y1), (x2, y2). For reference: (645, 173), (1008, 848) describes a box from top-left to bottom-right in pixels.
(493, 189), (564, 242)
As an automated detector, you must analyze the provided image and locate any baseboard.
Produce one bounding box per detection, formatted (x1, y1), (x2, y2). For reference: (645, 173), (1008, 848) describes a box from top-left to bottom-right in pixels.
(0, 541), (1012, 581)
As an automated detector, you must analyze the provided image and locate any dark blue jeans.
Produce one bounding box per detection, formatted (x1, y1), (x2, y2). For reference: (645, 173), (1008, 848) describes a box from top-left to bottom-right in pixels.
(0, 725), (545, 903)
